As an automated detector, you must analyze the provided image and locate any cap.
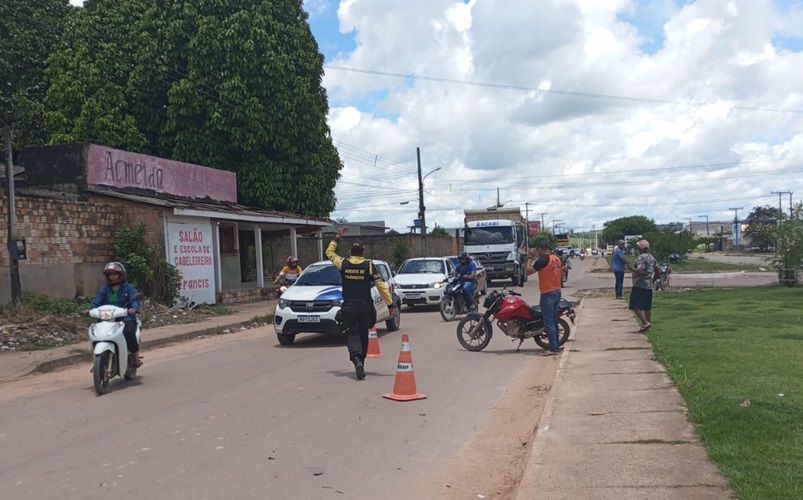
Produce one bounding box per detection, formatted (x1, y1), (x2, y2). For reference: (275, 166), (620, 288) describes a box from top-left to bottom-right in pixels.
(351, 241), (365, 252)
(616, 239), (625, 245)
(637, 239), (650, 249)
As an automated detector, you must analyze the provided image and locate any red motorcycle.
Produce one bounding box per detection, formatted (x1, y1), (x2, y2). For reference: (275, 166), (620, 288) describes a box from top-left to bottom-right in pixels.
(456, 289), (576, 351)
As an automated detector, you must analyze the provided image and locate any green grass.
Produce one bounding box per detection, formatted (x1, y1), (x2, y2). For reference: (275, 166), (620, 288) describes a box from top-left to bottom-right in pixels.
(648, 287), (803, 499)
(198, 304), (235, 315)
(603, 256), (763, 273)
(251, 314), (273, 324)
(670, 258), (764, 273)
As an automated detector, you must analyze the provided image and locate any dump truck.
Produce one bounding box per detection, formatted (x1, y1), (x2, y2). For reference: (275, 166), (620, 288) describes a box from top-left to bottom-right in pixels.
(463, 207), (529, 286)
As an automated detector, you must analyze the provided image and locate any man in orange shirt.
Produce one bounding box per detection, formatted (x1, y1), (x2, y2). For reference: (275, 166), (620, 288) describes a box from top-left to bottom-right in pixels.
(526, 240), (563, 356)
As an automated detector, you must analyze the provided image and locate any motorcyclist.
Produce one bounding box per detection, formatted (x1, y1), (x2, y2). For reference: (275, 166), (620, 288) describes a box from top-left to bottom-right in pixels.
(83, 262), (142, 367)
(274, 256), (303, 285)
(452, 252), (478, 313)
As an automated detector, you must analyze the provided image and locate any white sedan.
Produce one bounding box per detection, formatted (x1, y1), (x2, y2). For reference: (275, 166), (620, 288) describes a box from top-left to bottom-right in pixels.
(393, 257), (456, 307)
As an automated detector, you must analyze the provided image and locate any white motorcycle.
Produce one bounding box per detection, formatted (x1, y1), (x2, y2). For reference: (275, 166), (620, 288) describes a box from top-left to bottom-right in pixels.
(88, 293), (144, 395)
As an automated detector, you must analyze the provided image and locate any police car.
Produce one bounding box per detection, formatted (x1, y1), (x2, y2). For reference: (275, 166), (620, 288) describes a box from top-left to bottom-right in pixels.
(273, 259), (402, 345)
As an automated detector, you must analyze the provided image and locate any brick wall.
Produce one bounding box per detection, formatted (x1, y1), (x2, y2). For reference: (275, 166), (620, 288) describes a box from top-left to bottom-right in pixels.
(264, 233), (461, 275)
(0, 190), (165, 303)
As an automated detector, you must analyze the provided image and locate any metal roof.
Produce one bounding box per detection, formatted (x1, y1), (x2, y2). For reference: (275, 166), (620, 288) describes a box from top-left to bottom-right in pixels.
(87, 187), (333, 231)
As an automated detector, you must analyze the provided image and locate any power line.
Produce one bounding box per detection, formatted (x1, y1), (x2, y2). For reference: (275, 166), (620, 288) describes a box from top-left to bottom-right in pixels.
(324, 65), (803, 115)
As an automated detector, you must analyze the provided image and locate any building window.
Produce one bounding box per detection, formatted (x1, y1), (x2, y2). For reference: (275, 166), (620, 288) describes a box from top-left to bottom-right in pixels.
(220, 224), (237, 255)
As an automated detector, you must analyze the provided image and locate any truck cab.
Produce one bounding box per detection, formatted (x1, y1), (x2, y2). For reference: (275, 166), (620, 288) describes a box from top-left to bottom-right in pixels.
(463, 208), (528, 287)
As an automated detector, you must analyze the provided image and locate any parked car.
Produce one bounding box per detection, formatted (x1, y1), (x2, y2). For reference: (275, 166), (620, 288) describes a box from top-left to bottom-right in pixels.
(394, 257), (456, 307)
(446, 255), (488, 296)
(273, 260), (401, 345)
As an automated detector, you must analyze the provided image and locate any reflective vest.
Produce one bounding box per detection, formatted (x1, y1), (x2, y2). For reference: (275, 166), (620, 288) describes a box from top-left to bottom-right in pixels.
(340, 259), (373, 301)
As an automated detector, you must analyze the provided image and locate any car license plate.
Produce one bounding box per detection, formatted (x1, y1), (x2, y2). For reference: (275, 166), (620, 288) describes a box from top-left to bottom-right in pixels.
(405, 293), (421, 299)
(298, 316), (320, 323)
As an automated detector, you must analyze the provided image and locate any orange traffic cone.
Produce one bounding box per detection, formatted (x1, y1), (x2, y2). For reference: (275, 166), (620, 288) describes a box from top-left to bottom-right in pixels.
(383, 334), (427, 401)
(366, 325), (384, 358)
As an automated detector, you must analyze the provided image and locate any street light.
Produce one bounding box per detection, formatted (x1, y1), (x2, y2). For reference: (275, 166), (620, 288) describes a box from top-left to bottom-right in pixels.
(552, 219), (563, 233)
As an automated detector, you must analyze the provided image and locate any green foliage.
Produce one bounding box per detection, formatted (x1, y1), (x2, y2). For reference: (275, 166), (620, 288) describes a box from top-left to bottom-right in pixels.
(694, 235), (719, 252)
(530, 232), (557, 250)
(386, 229), (399, 235)
(44, 0), (341, 217)
(0, 0), (71, 154)
(600, 215), (657, 246)
(113, 223), (154, 289)
(744, 205), (782, 251)
(641, 228), (696, 261)
(19, 291), (89, 316)
(112, 221), (181, 305)
(649, 287), (803, 499)
(766, 202), (803, 286)
(393, 242), (409, 270)
(429, 224), (449, 236)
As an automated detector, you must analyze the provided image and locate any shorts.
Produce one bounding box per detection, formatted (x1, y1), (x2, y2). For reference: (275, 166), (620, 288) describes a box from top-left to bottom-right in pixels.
(629, 287), (653, 311)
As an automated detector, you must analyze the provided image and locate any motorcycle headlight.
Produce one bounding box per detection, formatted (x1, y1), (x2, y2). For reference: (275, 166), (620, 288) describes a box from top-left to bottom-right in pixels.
(278, 298), (289, 309)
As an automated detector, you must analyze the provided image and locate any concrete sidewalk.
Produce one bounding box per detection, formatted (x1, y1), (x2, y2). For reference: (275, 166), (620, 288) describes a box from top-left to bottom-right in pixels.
(516, 296), (735, 499)
(0, 300), (275, 383)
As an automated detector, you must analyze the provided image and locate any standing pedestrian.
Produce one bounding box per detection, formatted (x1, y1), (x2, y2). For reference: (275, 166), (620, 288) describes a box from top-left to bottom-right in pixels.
(526, 240), (563, 356)
(627, 239), (659, 332)
(326, 226), (394, 380)
(612, 239), (628, 300)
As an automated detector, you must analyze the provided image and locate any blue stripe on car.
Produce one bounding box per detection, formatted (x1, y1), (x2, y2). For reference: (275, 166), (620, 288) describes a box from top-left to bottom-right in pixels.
(314, 287), (343, 301)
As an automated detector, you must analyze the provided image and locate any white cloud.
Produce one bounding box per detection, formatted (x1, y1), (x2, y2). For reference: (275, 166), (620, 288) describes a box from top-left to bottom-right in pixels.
(321, 0), (803, 233)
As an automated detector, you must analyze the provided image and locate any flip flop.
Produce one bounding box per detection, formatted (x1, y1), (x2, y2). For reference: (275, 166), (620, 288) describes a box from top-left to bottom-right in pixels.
(637, 324), (652, 333)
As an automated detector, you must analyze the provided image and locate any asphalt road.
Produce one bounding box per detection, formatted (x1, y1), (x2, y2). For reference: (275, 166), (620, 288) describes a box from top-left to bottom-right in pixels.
(0, 279), (553, 500)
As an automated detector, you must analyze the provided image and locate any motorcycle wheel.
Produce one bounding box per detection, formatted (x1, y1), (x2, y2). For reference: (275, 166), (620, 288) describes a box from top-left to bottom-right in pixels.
(456, 315), (493, 351)
(93, 352), (111, 396)
(124, 353), (138, 380)
(440, 297), (457, 322)
(533, 318), (572, 349)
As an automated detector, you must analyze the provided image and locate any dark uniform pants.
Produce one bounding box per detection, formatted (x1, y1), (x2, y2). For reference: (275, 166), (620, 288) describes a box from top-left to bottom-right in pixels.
(341, 300), (377, 363)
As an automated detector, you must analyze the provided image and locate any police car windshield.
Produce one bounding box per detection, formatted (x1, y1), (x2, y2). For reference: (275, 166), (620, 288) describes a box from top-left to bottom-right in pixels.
(465, 227), (515, 244)
(294, 264), (341, 286)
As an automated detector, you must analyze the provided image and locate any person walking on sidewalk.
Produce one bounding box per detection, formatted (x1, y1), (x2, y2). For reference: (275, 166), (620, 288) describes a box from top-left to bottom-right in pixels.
(627, 240), (658, 333)
(526, 240), (563, 356)
(612, 239), (628, 299)
(326, 226), (394, 380)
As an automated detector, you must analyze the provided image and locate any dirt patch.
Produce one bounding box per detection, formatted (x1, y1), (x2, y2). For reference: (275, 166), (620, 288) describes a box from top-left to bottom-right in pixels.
(0, 300), (234, 352)
(422, 355), (559, 499)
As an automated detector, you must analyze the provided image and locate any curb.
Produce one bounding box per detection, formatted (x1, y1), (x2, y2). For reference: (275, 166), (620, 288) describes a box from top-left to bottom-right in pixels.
(26, 319), (262, 377)
(513, 301), (580, 500)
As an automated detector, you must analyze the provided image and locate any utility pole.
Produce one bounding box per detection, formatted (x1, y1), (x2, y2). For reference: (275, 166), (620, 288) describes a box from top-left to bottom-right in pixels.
(729, 207), (743, 246)
(538, 212), (547, 235)
(771, 191), (790, 225)
(790, 192), (794, 219)
(417, 147), (425, 256)
(496, 187), (500, 208)
(4, 127), (22, 305)
(524, 202), (531, 220)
